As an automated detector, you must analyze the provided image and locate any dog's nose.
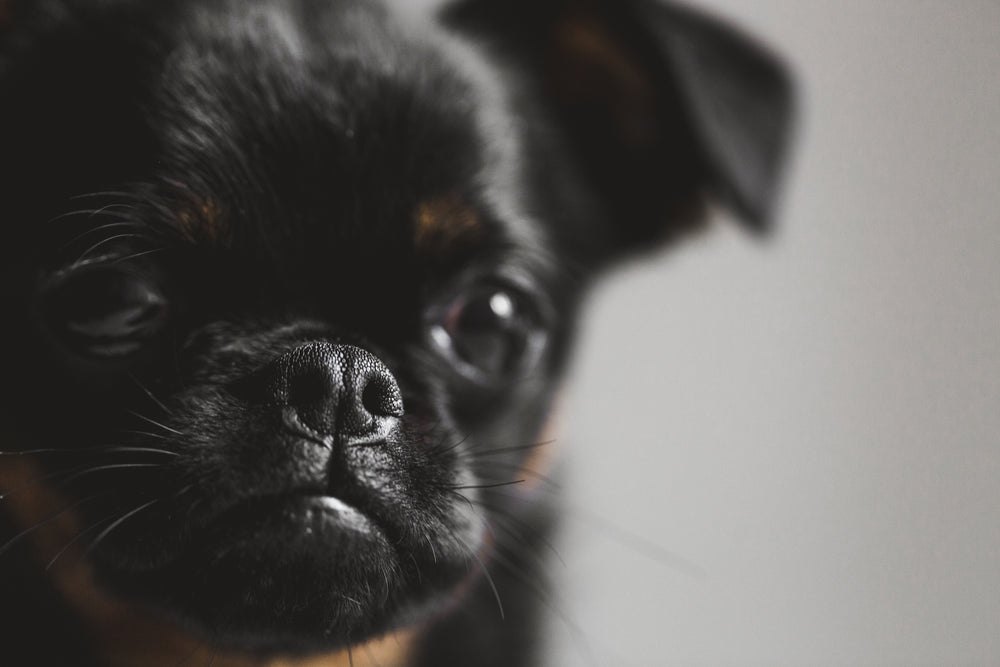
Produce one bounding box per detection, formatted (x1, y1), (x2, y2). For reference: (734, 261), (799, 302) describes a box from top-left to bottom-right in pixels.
(243, 342), (403, 439)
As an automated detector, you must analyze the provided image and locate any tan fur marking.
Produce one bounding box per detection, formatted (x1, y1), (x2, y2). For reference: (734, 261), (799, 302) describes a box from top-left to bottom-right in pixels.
(177, 198), (231, 248)
(413, 195), (482, 256)
(516, 391), (565, 494)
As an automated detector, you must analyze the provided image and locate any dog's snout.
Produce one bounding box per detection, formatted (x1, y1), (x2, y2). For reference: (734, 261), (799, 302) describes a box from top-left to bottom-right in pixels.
(242, 342), (403, 438)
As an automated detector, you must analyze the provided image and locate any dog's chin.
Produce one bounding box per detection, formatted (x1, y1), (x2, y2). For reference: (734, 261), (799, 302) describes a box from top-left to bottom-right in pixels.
(92, 493), (479, 653)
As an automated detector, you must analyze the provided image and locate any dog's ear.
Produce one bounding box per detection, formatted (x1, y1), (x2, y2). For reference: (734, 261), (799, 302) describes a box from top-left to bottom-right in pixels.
(446, 0), (794, 259)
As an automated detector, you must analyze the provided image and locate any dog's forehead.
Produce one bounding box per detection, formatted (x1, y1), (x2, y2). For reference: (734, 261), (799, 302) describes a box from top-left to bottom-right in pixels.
(141, 0), (537, 272)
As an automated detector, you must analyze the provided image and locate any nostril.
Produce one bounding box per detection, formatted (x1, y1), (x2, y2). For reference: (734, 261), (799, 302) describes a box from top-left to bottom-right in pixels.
(287, 368), (331, 407)
(361, 373), (404, 418)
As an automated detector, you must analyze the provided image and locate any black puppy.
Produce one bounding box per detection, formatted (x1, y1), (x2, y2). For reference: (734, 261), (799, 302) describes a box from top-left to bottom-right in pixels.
(0, 0), (792, 665)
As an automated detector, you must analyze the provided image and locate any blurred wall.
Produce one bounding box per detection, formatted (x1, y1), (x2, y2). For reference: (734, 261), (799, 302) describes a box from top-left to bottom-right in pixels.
(549, 2), (1000, 665)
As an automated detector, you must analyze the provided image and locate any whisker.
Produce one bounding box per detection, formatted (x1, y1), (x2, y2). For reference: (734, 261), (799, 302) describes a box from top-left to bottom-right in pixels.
(0, 493), (106, 558)
(112, 247), (168, 264)
(452, 492), (566, 580)
(128, 372), (175, 417)
(0, 456), (163, 501)
(471, 462), (560, 489)
(58, 221), (145, 252)
(128, 411), (183, 436)
(118, 429), (171, 441)
(461, 440), (555, 459)
(69, 190), (141, 202)
(108, 446), (178, 457)
(45, 513), (116, 571)
(448, 479), (526, 491)
(563, 505), (708, 580)
(444, 488), (476, 515)
(45, 205), (136, 226)
(71, 233), (148, 266)
(445, 489), (500, 546)
(424, 532), (438, 565)
(1, 465), (93, 500)
(0, 446), (178, 457)
(88, 202), (136, 215)
(60, 462), (164, 486)
(427, 434), (470, 459)
(479, 539), (550, 600)
(83, 498), (159, 558)
(486, 544), (599, 667)
(469, 498), (566, 567)
(470, 547), (504, 620)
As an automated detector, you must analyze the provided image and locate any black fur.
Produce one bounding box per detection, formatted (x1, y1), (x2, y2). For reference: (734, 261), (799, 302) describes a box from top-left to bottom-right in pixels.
(0, 1), (793, 664)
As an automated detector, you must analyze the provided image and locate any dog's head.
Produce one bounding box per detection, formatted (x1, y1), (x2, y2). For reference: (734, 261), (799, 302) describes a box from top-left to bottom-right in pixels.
(0, 0), (792, 659)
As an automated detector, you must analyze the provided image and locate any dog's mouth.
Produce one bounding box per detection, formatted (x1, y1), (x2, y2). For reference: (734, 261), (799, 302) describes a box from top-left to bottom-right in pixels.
(81, 429), (485, 653)
(168, 492), (399, 643)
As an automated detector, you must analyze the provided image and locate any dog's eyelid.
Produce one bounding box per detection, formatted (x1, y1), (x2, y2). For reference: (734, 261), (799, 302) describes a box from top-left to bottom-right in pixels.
(39, 253), (125, 286)
(424, 262), (551, 318)
(36, 265), (170, 360)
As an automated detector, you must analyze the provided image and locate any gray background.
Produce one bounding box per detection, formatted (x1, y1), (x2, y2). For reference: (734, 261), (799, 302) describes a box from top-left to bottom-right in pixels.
(548, 2), (1000, 665)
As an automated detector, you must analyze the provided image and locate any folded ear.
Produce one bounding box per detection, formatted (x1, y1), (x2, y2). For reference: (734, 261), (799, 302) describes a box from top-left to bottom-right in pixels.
(446, 0), (795, 256)
(640, 1), (795, 227)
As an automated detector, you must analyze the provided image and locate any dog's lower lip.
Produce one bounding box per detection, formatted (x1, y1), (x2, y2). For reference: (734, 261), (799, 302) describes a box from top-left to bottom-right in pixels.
(316, 495), (352, 512)
(308, 495), (372, 534)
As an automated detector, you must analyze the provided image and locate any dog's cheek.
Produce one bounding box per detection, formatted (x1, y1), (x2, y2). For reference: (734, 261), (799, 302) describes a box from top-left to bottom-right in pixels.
(0, 443), (89, 577)
(0, 433), (155, 655)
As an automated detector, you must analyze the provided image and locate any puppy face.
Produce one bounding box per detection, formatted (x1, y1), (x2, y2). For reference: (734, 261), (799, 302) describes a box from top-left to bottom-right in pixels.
(0, 0), (792, 661)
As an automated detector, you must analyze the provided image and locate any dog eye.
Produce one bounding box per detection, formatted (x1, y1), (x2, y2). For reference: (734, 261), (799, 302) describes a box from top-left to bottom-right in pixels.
(431, 285), (545, 381)
(41, 268), (168, 358)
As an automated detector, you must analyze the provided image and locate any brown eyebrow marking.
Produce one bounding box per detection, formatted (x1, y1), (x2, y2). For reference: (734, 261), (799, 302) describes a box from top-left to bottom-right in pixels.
(176, 197), (231, 248)
(413, 194), (483, 256)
